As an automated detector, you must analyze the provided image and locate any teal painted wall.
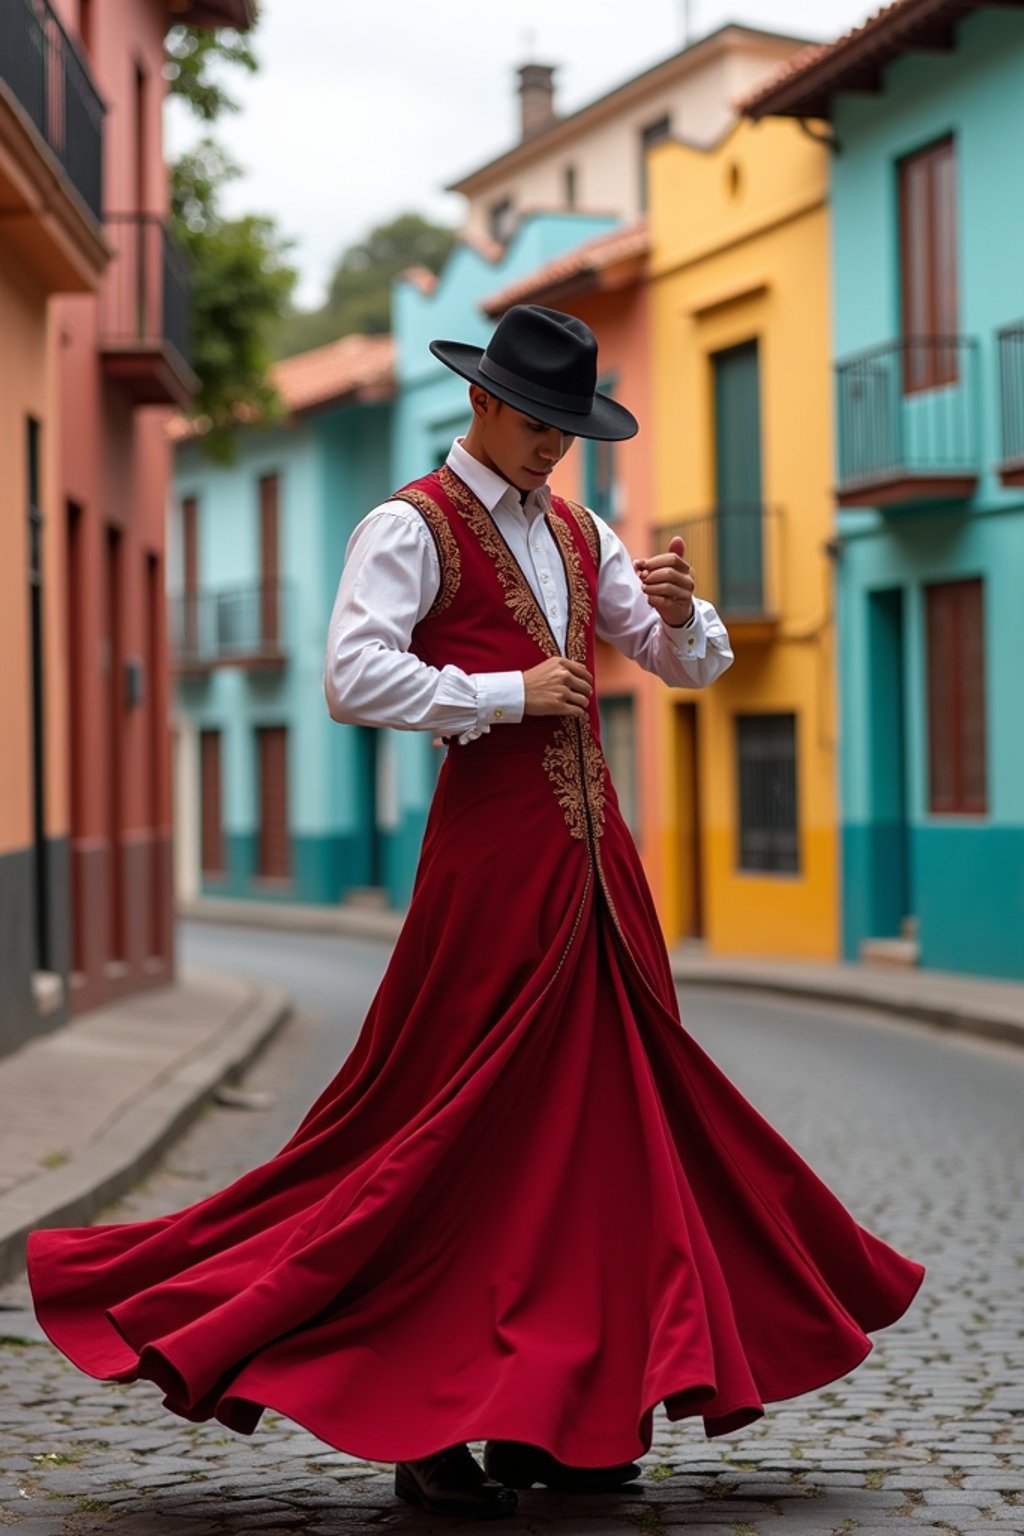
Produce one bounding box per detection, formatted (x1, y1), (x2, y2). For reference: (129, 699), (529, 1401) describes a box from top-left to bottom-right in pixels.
(831, 9), (1024, 975)
(172, 397), (415, 908)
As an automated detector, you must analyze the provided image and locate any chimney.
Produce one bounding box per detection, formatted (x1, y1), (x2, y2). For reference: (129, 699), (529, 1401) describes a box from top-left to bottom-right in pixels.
(517, 63), (558, 141)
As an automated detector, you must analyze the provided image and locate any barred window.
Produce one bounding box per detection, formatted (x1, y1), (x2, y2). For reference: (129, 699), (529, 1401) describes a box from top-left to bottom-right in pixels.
(736, 714), (799, 874)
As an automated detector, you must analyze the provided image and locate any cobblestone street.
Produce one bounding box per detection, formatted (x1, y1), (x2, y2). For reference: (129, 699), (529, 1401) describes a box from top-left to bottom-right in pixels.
(1, 924), (1022, 1536)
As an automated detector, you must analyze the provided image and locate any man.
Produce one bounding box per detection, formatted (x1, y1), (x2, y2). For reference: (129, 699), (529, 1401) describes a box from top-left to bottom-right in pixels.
(28, 306), (923, 1525)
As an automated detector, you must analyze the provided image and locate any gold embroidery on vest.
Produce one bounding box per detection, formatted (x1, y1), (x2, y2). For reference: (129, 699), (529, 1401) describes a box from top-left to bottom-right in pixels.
(437, 466), (556, 658)
(543, 508), (608, 841)
(392, 487), (461, 616)
(563, 499), (601, 568)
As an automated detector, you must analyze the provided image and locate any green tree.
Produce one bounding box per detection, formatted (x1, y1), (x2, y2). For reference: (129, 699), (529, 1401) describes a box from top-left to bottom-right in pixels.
(166, 24), (295, 458)
(274, 212), (456, 359)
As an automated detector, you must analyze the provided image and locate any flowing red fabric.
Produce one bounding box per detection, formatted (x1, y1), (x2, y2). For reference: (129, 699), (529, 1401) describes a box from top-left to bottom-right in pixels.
(28, 468), (924, 1465)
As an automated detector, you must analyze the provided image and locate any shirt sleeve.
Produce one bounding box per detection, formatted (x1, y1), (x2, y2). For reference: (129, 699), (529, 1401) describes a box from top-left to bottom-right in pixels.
(593, 515), (735, 688)
(323, 503), (525, 743)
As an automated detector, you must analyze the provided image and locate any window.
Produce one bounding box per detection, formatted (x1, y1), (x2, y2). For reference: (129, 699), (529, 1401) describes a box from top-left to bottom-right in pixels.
(639, 115), (671, 209)
(583, 376), (619, 520)
(489, 198), (517, 246)
(259, 473), (280, 647)
(926, 579), (986, 814)
(899, 136), (958, 391)
(257, 726), (291, 880)
(564, 164), (577, 208)
(182, 495), (199, 656)
(737, 714), (799, 873)
(599, 696), (638, 834)
(200, 729), (225, 877)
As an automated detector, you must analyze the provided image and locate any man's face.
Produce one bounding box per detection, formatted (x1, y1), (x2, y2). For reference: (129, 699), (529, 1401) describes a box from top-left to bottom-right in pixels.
(474, 392), (575, 494)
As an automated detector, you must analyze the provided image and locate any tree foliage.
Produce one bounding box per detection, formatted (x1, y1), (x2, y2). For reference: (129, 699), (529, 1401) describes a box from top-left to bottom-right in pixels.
(274, 212), (456, 359)
(165, 25), (257, 122)
(166, 25), (295, 459)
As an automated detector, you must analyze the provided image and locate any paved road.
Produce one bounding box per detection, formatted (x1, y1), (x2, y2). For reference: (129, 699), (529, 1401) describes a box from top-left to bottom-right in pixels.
(1, 921), (1022, 1536)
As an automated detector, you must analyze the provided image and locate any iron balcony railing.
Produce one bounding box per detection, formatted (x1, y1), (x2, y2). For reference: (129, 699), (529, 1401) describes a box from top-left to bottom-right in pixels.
(835, 336), (980, 494)
(171, 583), (291, 669)
(0, 0), (104, 220)
(654, 505), (780, 620)
(100, 214), (192, 368)
(997, 320), (1024, 470)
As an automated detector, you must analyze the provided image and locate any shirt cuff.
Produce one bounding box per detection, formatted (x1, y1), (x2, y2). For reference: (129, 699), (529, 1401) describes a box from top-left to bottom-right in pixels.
(663, 603), (706, 658)
(475, 670), (526, 728)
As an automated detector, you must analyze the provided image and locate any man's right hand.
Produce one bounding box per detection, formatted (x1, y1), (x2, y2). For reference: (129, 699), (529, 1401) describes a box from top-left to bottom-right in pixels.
(523, 657), (594, 718)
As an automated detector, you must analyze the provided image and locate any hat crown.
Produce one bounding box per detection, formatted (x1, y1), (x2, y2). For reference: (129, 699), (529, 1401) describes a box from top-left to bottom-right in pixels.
(485, 305), (597, 403)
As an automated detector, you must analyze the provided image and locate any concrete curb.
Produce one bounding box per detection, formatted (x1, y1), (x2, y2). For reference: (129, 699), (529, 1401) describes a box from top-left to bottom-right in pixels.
(0, 976), (291, 1285)
(179, 896), (403, 945)
(670, 959), (1024, 1051)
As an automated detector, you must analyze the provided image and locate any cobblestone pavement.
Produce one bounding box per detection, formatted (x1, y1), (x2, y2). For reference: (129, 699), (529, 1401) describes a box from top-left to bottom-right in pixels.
(1, 923), (1022, 1536)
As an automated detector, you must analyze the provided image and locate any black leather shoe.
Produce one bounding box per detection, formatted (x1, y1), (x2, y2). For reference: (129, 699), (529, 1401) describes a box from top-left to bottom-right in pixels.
(484, 1439), (641, 1493)
(395, 1443), (518, 1519)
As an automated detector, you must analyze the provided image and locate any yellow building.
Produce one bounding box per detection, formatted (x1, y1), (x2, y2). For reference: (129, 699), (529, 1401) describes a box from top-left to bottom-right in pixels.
(647, 118), (837, 957)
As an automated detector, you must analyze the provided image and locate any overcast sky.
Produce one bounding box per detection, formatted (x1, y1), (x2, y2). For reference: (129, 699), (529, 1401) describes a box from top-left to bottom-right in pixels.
(167, 0), (876, 309)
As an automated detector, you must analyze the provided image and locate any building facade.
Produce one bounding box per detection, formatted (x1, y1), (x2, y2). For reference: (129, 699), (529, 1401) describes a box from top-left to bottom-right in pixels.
(449, 26), (810, 250)
(0, 0), (107, 1053)
(746, 1), (1024, 978)
(386, 25), (812, 918)
(170, 338), (401, 908)
(51, 0), (253, 1022)
(645, 118), (836, 956)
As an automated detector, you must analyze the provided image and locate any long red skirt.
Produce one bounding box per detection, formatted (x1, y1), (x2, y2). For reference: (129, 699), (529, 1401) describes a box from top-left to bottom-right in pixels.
(28, 742), (924, 1466)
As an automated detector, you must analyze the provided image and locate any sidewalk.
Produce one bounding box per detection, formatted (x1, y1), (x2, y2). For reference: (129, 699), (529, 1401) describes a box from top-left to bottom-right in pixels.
(0, 968), (289, 1284)
(669, 947), (1024, 1048)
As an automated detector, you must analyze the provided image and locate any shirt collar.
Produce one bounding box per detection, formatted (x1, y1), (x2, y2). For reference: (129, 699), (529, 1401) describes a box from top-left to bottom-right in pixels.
(447, 437), (551, 520)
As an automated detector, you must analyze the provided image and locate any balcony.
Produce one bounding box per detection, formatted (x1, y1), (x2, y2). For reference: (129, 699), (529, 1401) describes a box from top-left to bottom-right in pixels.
(654, 505), (781, 637)
(835, 337), (980, 508)
(997, 321), (1024, 487)
(0, 0), (106, 287)
(100, 214), (198, 407)
(171, 583), (291, 675)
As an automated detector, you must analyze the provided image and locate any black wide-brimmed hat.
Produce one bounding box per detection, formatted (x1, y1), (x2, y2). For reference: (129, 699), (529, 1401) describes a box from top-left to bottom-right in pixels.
(429, 304), (638, 442)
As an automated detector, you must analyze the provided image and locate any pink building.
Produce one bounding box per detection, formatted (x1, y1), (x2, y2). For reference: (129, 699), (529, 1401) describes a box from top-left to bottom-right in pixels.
(0, 0), (254, 1053)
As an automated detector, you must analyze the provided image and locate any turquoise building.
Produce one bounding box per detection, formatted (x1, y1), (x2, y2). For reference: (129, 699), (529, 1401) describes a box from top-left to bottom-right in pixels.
(746, 3), (1024, 978)
(169, 337), (412, 907)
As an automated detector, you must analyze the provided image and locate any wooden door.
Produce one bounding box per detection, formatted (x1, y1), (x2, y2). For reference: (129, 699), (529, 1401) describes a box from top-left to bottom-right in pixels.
(257, 726), (290, 880)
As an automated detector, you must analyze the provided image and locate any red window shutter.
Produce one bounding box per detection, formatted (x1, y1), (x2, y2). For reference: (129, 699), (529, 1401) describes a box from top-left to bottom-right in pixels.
(183, 497), (199, 653)
(200, 730), (224, 875)
(926, 579), (986, 815)
(259, 474), (279, 648)
(899, 136), (957, 391)
(258, 726), (290, 880)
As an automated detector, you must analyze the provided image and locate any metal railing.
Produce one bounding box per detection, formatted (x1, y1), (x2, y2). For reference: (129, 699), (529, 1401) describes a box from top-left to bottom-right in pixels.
(0, 0), (104, 220)
(100, 214), (192, 367)
(653, 505), (780, 619)
(835, 336), (980, 492)
(170, 583), (290, 668)
(997, 321), (1024, 469)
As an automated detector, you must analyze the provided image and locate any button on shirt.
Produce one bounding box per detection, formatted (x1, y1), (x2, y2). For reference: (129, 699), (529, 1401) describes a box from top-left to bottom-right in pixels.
(324, 438), (734, 743)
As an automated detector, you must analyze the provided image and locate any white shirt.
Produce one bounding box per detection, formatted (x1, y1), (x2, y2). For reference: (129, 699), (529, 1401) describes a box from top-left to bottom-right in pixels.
(324, 438), (734, 743)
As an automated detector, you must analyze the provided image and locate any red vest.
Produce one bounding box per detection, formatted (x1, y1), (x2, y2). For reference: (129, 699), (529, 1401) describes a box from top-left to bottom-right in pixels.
(393, 464), (610, 847)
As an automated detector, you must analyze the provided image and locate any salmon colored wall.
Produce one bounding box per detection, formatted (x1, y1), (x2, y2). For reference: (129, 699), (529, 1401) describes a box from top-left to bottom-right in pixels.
(0, 250), (46, 856)
(52, 0), (177, 1005)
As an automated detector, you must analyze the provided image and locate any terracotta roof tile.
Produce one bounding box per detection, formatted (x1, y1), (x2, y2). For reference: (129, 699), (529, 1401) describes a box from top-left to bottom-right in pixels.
(739, 0), (985, 119)
(169, 333), (394, 443)
(481, 222), (650, 317)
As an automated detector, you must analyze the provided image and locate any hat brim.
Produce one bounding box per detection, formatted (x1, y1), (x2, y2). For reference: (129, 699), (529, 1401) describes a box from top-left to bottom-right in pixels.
(428, 339), (639, 442)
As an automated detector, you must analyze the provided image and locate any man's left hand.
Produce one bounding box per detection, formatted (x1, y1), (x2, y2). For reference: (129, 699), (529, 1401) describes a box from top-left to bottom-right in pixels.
(634, 536), (695, 627)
